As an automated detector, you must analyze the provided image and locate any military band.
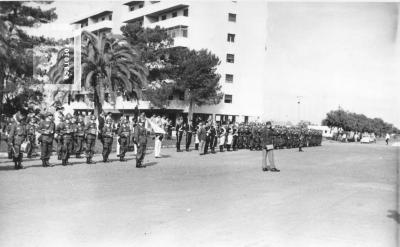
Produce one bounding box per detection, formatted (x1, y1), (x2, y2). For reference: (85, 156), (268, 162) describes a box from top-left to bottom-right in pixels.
(0, 111), (323, 170)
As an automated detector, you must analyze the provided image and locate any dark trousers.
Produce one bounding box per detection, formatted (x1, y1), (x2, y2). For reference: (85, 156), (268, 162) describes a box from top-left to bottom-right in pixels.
(232, 136), (238, 151)
(204, 136), (211, 154)
(176, 131), (183, 151)
(119, 137), (128, 158)
(75, 136), (84, 155)
(61, 137), (73, 160)
(86, 135), (96, 158)
(210, 135), (216, 152)
(102, 137), (113, 160)
(56, 138), (62, 160)
(27, 135), (35, 157)
(136, 143), (146, 165)
(41, 139), (53, 160)
(185, 132), (192, 150)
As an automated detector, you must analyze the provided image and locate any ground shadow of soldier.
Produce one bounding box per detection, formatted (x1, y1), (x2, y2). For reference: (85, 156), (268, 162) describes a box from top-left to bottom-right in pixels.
(387, 210), (400, 224)
(144, 161), (157, 167)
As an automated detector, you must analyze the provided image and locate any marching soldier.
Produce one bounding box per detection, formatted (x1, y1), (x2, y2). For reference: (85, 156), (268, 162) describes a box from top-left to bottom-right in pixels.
(118, 118), (130, 162)
(26, 116), (37, 158)
(232, 124), (238, 151)
(218, 123), (226, 152)
(134, 118), (147, 168)
(55, 115), (65, 160)
(85, 115), (97, 164)
(175, 117), (184, 152)
(185, 119), (194, 152)
(8, 113), (27, 169)
(210, 122), (217, 154)
(59, 113), (75, 166)
(6, 117), (14, 159)
(39, 112), (55, 167)
(74, 115), (85, 158)
(101, 118), (115, 162)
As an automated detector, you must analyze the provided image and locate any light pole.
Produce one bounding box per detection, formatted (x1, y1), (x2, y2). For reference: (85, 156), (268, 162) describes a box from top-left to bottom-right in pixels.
(297, 96), (303, 124)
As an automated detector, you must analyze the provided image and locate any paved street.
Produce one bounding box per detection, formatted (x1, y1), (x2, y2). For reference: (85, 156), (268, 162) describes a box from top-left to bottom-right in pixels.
(0, 142), (398, 247)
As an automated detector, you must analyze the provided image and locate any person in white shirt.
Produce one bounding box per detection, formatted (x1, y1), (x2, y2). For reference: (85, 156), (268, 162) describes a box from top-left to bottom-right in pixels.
(385, 133), (390, 145)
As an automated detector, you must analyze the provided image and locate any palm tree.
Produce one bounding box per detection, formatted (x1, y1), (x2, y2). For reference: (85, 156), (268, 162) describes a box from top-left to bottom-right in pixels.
(50, 31), (148, 117)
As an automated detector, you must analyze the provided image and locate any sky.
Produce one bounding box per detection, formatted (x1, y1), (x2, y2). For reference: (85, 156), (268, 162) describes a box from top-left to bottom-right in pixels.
(26, 1), (400, 127)
(265, 2), (400, 127)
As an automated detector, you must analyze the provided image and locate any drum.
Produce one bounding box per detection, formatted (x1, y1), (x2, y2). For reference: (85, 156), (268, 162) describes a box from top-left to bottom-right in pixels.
(21, 141), (31, 153)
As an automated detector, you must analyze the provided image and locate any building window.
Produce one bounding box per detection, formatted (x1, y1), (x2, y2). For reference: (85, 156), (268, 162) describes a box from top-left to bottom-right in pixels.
(224, 94), (233, 104)
(161, 14), (167, 20)
(109, 15), (112, 20)
(168, 95), (173, 100)
(225, 74), (233, 83)
(139, 4), (143, 8)
(167, 26), (188, 38)
(226, 54), (235, 63)
(183, 9), (189, 16)
(227, 33), (235, 42)
(101, 17), (105, 21)
(130, 6), (135, 11)
(172, 12), (177, 17)
(228, 13), (236, 22)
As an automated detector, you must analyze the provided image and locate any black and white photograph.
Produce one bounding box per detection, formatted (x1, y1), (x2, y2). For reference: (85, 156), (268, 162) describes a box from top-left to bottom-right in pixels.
(0, 0), (399, 246)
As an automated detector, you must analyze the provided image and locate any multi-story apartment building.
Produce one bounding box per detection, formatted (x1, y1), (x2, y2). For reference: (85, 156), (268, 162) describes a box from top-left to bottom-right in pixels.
(68, 1), (267, 123)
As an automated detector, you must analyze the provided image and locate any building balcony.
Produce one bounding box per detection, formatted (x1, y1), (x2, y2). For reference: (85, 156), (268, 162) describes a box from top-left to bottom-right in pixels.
(172, 36), (189, 47)
(146, 15), (189, 29)
(122, 1), (188, 23)
(82, 20), (113, 33)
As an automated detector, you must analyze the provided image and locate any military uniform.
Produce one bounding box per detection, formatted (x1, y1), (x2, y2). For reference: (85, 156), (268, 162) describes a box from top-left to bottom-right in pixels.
(175, 121), (184, 152)
(55, 116), (65, 160)
(39, 113), (55, 167)
(102, 119), (115, 162)
(185, 121), (194, 151)
(134, 120), (147, 168)
(118, 119), (130, 161)
(85, 116), (97, 164)
(6, 118), (14, 159)
(74, 117), (85, 158)
(8, 114), (27, 169)
(59, 114), (75, 165)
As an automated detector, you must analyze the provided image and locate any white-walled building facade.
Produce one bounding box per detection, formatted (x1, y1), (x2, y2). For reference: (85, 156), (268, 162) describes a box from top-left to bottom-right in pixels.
(68, 1), (267, 123)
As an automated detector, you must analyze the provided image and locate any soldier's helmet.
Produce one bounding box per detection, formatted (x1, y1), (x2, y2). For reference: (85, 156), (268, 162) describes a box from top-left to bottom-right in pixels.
(90, 115), (97, 121)
(65, 113), (72, 120)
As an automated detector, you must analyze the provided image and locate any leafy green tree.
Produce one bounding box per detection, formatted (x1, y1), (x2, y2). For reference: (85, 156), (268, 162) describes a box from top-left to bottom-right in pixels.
(121, 23), (175, 108)
(166, 47), (223, 120)
(51, 31), (148, 117)
(0, 1), (57, 114)
(322, 108), (398, 135)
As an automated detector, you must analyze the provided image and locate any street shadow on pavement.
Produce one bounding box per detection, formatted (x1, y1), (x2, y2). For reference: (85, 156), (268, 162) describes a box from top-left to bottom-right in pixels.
(387, 210), (400, 224)
(144, 162), (157, 167)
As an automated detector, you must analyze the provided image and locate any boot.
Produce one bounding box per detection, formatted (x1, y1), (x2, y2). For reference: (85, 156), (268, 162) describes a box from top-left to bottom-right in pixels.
(62, 159), (67, 166)
(46, 159), (53, 167)
(86, 157), (90, 164)
(76, 153), (82, 158)
(14, 160), (18, 170)
(42, 159), (48, 167)
(18, 160), (23, 169)
(195, 144), (199, 150)
(120, 156), (126, 162)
